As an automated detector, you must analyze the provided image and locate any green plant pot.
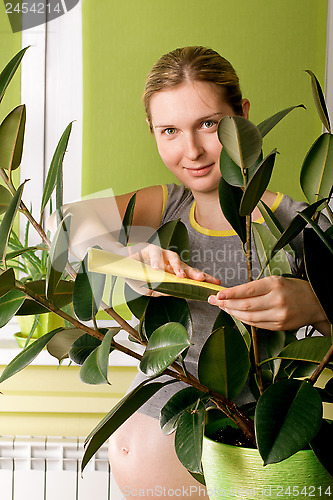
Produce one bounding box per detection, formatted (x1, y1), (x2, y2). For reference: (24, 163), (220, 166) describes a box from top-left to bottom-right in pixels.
(202, 436), (333, 500)
(15, 313), (65, 348)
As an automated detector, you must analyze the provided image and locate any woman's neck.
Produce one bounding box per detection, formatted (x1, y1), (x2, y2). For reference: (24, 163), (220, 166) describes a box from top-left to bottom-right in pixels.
(192, 188), (278, 231)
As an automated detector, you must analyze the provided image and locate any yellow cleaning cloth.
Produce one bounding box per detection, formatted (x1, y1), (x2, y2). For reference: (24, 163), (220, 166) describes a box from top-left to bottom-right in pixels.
(87, 247), (224, 292)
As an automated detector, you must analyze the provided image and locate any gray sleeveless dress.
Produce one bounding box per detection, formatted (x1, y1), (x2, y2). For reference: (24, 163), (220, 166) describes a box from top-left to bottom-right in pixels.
(128, 184), (308, 419)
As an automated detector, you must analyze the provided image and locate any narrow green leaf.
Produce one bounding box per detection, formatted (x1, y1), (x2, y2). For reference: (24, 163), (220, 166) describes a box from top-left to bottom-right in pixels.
(0, 328), (63, 383)
(69, 333), (102, 365)
(0, 47), (28, 103)
(303, 228), (333, 323)
(160, 387), (208, 435)
(118, 192), (137, 246)
(261, 199), (325, 268)
(0, 105), (26, 172)
(252, 223), (291, 277)
(40, 122), (73, 216)
(258, 200), (294, 256)
(257, 105), (306, 138)
(46, 216), (71, 300)
(144, 296), (192, 340)
(277, 337), (332, 364)
(47, 328), (84, 361)
(218, 177), (246, 243)
(16, 280), (73, 315)
(73, 253), (106, 321)
(147, 281), (222, 301)
(0, 268), (15, 298)
(80, 329), (115, 385)
(140, 322), (191, 376)
(306, 71), (331, 132)
(299, 212), (333, 255)
(0, 288), (25, 327)
(82, 378), (175, 471)
(255, 379), (323, 465)
(175, 400), (205, 473)
(198, 326), (250, 399)
(301, 133), (333, 204)
(0, 185), (12, 215)
(240, 150), (277, 216)
(218, 116), (262, 169)
(0, 182), (25, 261)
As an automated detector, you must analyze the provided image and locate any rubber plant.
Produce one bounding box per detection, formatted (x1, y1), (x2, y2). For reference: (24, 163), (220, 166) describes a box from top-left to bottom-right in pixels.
(0, 48), (332, 482)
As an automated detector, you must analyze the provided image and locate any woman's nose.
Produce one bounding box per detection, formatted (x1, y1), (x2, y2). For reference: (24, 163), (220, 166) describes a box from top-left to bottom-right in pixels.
(183, 133), (204, 160)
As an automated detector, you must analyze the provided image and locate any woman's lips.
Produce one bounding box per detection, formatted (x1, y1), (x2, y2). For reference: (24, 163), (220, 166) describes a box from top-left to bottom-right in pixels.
(184, 164), (214, 176)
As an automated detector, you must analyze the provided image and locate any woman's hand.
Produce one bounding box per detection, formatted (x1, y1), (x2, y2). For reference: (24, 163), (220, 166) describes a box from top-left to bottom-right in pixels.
(208, 276), (330, 335)
(129, 243), (221, 284)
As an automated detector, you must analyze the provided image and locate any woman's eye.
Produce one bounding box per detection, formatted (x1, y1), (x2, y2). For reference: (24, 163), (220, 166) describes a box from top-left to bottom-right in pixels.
(163, 127), (177, 135)
(202, 120), (216, 129)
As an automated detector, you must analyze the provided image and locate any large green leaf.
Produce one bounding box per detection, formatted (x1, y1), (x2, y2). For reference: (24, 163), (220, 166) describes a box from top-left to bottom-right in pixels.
(0, 288), (25, 327)
(46, 216), (71, 300)
(160, 387), (208, 435)
(82, 378), (175, 471)
(0, 47), (28, 103)
(255, 379), (323, 465)
(198, 326), (250, 399)
(306, 71), (331, 132)
(257, 105), (306, 138)
(118, 192), (137, 246)
(252, 223), (291, 278)
(303, 227), (333, 323)
(69, 333), (102, 365)
(147, 281), (223, 301)
(47, 328), (85, 361)
(219, 149), (263, 187)
(0, 105), (26, 172)
(218, 116), (262, 170)
(144, 296), (192, 340)
(80, 329), (115, 385)
(277, 336), (332, 365)
(218, 177), (246, 243)
(301, 133), (333, 204)
(175, 400), (205, 473)
(0, 268), (15, 298)
(124, 282), (150, 320)
(73, 253), (106, 321)
(16, 280), (73, 315)
(0, 185), (12, 215)
(310, 419), (333, 476)
(40, 123), (73, 216)
(149, 219), (190, 264)
(212, 309), (235, 329)
(0, 182), (25, 262)
(239, 150), (277, 216)
(0, 328), (63, 383)
(139, 322), (191, 376)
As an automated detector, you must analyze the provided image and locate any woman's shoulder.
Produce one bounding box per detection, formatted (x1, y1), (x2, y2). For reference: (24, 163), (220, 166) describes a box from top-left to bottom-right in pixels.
(162, 183), (193, 222)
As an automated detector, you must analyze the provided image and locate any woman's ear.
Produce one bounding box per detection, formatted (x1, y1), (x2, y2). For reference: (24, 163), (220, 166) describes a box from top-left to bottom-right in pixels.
(241, 99), (250, 119)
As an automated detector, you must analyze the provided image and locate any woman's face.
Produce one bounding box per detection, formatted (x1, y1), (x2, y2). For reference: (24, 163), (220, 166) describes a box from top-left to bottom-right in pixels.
(149, 81), (248, 196)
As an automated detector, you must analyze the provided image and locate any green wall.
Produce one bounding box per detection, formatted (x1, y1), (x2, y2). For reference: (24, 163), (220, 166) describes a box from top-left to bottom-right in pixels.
(82, 0), (328, 200)
(0, 5), (21, 127)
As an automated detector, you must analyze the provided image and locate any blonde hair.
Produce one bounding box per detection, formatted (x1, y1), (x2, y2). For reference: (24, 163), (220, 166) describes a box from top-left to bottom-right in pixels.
(143, 46), (243, 131)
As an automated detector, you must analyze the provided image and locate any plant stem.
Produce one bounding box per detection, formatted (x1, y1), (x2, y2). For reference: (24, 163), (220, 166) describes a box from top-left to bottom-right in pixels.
(309, 337), (333, 385)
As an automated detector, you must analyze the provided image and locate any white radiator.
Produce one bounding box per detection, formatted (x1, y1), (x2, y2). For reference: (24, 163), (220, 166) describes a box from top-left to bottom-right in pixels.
(0, 436), (124, 500)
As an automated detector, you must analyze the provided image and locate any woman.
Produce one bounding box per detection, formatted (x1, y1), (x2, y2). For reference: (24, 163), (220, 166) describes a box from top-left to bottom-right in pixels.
(57, 46), (329, 498)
